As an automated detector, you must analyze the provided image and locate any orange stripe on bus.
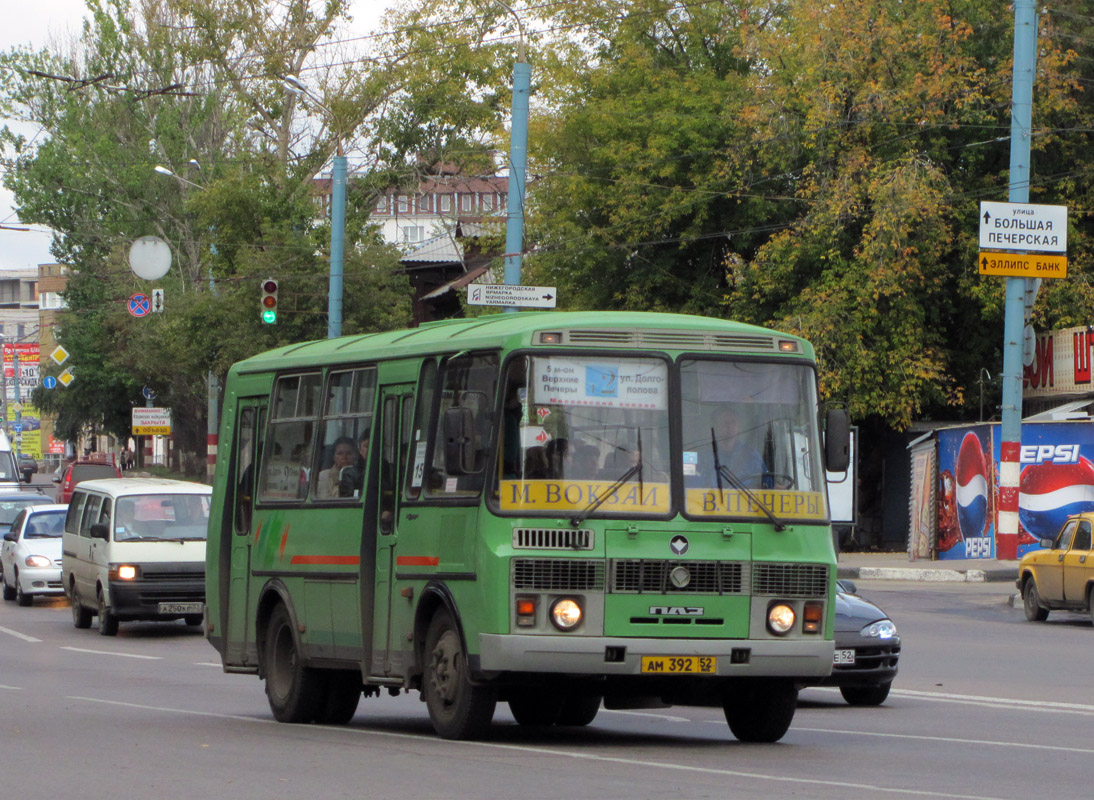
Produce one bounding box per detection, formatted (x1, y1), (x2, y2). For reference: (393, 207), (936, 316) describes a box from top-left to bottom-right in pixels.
(290, 555), (361, 565)
(279, 524), (290, 561)
(396, 556), (440, 566)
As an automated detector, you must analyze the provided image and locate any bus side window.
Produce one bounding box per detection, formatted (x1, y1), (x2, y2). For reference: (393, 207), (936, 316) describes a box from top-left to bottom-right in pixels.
(260, 373), (320, 503)
(405, 359), (436, 500)
(426, 352), (499, 498)
(234, 408), (256, 533)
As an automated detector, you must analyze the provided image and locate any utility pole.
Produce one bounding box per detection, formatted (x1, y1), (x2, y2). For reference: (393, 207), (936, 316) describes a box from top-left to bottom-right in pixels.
(496, 1), (530, 312)
(997, 0), (1038, 560)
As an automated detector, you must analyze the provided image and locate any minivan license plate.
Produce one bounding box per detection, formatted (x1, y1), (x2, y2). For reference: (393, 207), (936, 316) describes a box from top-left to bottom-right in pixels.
(159, 602), (203, 614)
(833, 649), (855, 665)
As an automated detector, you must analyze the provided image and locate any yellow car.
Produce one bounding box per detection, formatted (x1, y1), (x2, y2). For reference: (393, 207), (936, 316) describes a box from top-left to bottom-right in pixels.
(1016, 514), (1094, 623)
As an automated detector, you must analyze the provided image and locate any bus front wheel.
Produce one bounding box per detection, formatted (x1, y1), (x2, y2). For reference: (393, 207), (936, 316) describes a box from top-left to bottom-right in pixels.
(422, 609), (496, 739)
(264, 604), (324, 723)
(722, 679), (797, 743)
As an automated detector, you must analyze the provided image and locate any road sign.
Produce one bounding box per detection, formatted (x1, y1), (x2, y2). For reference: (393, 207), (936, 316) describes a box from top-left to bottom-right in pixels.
(142, 385), (156, 401)
(151, 288), (164, 312)
(467, 284), (557, 308)
(979, 201), (1067, 253)
(132, 407), (172, 435)
(58, 369), (74, 387)
(978, 251), (1068, 278)
(50, 345), (69, 365)
(42, 376), (57, 389)
(128, 293), (152, 317)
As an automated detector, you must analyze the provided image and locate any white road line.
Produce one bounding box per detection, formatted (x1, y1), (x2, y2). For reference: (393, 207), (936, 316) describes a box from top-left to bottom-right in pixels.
(602, 709), (691, 722)
(805, 685), (1094, 716)
(796, 726), (1094, 755)
(60, 646), (162, 661)
(67, 696), (1008, 800)
(0, 625), (41, 643)
(0, 685), (23, 690)
(195, 661), (225, 667)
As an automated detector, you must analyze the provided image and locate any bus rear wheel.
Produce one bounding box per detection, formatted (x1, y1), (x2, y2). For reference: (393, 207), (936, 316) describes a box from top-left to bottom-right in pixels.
(422, 609), (496, 739)
(508, 690), (562, 726)
(558, 694), (601, 727)
(264, 604), (324, 723)
(315, 669), (362, 725)
(722, 679), (798, 743)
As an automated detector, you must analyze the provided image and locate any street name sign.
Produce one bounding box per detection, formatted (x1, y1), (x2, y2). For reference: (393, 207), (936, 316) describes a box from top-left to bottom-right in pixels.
(132, 407), (172, 435)
(467, 284), (557, 308)
(979, 201), (1067, 253)
(978, 251), (1068, 278)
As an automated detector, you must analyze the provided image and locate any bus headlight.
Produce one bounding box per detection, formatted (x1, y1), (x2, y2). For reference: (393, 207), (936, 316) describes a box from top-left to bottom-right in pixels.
(117, 565), (138, 581)
(549, 598), (583, 631)
(767, 603), (796, 635)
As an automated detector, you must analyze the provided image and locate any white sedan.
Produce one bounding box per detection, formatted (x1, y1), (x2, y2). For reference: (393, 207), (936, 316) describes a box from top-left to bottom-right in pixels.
(1, 504), (68, 606)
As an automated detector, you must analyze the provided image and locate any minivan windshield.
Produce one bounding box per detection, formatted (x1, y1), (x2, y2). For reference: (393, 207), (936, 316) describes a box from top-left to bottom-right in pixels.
(113, 494), (211, 541)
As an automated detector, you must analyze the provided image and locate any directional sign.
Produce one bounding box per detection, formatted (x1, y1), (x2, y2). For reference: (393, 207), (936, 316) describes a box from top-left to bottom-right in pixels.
(42, 376), (57, 389)
(978, 251), (1068, 279)
(979, 201), (1067, 253)
(132, 407), (172, 435)
(128, 293), (152, 318)
(50, 345), (69, 365)
(142, 385), (156, 401)
(151, 288), (164, 313)
(467, 284), (557, 308)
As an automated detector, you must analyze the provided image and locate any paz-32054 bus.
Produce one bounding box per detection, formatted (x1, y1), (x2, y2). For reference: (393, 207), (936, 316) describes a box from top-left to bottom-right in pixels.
(206, 311), (849, 742)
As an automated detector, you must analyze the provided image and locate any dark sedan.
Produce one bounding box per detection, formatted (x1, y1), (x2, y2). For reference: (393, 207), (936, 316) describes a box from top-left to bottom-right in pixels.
(818, 580), (901, 705)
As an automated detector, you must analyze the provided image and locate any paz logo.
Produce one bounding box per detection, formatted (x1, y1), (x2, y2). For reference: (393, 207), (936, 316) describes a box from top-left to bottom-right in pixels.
(955, 432), (989, 540)
(1019, 456), (1094, 540)
(669, 535), (689, 556)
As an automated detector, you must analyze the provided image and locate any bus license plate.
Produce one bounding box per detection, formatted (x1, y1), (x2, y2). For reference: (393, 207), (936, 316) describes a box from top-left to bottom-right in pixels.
(159, 602), (203, 615)
(834, 649), (856, 665)
(640, 656), (717, 675)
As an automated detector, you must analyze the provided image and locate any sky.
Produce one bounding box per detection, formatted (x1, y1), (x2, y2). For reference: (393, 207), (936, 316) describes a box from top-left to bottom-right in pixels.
(0, 0), (389, 272)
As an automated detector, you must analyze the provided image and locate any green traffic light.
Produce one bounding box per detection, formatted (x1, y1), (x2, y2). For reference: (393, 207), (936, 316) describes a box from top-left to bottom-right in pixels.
(262, 309), (277, 324)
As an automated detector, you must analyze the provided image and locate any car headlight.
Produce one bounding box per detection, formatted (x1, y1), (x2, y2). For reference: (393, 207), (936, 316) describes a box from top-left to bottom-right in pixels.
(117, 564), (138, 580)
(25, 555), (52, 568)
(861, 619), (897, 639)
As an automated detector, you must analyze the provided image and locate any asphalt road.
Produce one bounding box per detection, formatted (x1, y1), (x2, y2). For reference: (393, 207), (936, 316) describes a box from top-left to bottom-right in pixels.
(0, 581), (1090, 800)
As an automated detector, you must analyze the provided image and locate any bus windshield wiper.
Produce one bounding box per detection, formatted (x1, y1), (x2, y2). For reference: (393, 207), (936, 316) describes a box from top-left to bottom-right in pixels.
(711, 428), (785, 532)
(570, 430), (643, 528)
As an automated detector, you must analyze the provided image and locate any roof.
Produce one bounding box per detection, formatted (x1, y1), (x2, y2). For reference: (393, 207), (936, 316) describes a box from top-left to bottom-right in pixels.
(73, 478), (212, 497)
(232, 310), (813, 375)
(401, 233), (462, 264)
(420, 266), (491, 300)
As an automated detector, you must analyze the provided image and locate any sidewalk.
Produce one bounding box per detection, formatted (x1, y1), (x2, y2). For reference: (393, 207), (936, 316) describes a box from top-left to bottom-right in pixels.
(836, 551), (1019, 583)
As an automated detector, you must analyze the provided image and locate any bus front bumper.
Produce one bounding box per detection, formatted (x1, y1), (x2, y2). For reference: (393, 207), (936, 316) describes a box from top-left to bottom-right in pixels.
(477, 634), (834, 679)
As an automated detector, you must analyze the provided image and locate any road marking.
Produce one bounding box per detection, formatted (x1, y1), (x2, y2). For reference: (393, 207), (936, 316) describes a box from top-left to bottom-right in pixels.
(67, 696), (1007, 800)
(796, 725), (1094, 755)
(0, 685), (23, 690)
(60, 646), (162, 661)
(0, 625), (42, 643)
(602, 709), (691, 723)
(805, 686), (1094, 716)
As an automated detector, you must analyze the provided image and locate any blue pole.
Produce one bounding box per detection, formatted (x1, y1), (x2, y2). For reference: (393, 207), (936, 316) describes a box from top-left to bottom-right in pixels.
(998, 0), (1037, 559)
(328, 153), (346, 338)
(503, 59), (531, 310)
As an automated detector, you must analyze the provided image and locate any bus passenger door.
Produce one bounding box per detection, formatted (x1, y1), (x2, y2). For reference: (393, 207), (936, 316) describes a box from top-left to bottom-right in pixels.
(372, 386), (414, 678)
(226, 400), (264, 665)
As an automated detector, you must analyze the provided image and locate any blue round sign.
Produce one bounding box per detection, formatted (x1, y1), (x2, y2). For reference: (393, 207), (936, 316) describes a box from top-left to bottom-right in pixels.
(128, 293), (151, 317)
(43, 376), (58, 389)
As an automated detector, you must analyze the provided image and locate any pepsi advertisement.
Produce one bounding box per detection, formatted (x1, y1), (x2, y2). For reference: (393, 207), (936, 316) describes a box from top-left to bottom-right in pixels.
(936, 422), (1094, 560)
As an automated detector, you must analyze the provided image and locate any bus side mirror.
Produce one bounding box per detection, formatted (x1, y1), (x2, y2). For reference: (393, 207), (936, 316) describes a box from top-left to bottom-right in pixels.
(824, 408), (851, 472)
(443, 406), (477, 475)
(89, 523), (109, 540)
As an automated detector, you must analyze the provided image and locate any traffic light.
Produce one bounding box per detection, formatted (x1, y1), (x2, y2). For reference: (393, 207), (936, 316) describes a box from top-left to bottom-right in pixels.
(261, 278), (278, 324)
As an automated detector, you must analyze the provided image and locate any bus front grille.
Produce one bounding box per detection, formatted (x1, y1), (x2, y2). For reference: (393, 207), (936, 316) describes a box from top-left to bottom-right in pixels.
(512, 558), (605, 591)
(610, 560), (747, 594)
(752, 563), (829, 597)
(512, 528), (593, 550)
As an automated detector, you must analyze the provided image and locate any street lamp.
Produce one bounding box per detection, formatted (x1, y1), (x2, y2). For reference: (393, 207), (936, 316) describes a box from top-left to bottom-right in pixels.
(283, 74), (345, 339)
(153, 165), (203, 190)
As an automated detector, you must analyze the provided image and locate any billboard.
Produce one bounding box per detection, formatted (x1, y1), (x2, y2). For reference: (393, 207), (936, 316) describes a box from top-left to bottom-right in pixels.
(934, 422), (1094, 560)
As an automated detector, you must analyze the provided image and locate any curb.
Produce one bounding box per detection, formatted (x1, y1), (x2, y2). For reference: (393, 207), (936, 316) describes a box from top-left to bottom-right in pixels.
(837, 566), (1018, 584)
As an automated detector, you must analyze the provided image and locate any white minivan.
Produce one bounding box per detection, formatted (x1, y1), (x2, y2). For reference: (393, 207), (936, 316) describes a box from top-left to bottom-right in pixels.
(62, 478), (211, 636)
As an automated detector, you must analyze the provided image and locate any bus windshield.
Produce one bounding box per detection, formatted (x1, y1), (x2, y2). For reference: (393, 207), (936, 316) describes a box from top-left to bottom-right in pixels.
(497, 354), (672, 517)
(495, 353), (828, 522)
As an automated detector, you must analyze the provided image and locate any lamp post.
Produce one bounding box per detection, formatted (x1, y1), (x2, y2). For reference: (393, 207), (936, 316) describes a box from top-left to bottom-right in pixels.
(491, 0), (531, 311)
(283, 74), (345, 339)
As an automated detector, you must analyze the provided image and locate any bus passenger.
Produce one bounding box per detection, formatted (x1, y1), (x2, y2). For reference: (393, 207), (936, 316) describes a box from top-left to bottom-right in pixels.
(338, 429), (372, 499)
(317, 437), (356, 499)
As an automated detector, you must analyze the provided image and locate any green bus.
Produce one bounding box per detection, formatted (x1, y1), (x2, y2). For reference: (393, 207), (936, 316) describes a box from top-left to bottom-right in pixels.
(206, 310), (849, 742)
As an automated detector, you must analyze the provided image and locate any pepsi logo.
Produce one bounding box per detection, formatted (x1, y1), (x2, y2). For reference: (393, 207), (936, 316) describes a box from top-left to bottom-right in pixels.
(1019, 456), (1094, 539)
(956, 432), (989, 540)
